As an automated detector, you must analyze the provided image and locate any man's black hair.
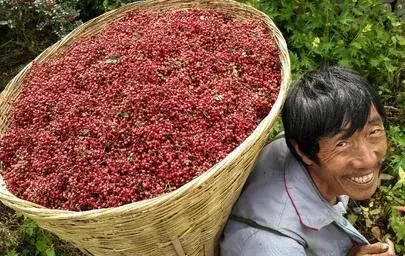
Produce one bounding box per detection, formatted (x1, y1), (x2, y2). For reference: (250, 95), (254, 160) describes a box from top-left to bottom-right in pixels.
(281, 65), (386, 162)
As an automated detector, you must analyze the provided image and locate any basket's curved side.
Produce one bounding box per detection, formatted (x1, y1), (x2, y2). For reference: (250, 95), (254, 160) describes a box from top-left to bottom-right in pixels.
(0, 0), (290, 255)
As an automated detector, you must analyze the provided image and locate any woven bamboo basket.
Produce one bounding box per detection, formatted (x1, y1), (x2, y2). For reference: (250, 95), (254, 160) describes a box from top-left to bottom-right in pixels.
(0, 0), (290, 255)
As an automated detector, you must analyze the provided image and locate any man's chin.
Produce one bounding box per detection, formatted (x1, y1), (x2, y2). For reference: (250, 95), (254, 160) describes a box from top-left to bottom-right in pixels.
(347, 185), (378, 201)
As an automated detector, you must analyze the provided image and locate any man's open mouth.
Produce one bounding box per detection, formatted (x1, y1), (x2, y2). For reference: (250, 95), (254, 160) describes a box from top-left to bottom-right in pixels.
(349, 173), (374, 184)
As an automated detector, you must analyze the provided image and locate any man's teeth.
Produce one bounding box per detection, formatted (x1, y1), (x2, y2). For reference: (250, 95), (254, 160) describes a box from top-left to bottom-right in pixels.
(350, 173), (374, 184)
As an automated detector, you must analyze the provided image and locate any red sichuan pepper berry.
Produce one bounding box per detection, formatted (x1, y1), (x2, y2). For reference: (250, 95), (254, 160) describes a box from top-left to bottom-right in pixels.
(0, 9), (281, 211)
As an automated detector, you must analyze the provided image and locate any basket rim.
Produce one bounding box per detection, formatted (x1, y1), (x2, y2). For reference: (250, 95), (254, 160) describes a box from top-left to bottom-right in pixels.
(0, 0), (291, 218)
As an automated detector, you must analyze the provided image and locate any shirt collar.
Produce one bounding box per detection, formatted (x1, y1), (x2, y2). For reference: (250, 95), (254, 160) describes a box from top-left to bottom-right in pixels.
(284, 152), (344, 230)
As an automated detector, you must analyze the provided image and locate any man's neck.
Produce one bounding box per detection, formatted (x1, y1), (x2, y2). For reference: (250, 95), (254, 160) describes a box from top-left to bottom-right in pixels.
(306, 167), (338, 205)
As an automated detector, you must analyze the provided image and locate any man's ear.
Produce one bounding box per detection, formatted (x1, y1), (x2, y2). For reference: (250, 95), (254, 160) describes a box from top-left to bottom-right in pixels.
(292, 142), (315, 166)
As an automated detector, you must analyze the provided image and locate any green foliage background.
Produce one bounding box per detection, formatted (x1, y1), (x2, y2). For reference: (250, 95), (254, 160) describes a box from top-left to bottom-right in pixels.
(245, 0), (404, 111)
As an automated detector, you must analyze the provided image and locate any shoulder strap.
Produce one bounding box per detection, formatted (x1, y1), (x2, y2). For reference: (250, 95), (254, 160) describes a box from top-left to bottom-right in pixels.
(230, 214), (306, 247)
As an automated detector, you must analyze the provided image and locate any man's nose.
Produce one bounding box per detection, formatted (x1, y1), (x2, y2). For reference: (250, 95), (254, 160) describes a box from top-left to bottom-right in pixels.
(352, 142), (378, 169)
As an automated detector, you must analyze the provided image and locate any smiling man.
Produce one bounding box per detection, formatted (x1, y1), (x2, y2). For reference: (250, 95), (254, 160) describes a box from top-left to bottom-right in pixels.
(220, 66), (396, 256)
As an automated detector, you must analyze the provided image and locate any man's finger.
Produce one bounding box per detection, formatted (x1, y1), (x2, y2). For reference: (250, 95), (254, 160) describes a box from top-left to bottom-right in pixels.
(357, 242), (389, 254)
(384, 238), (396, 256)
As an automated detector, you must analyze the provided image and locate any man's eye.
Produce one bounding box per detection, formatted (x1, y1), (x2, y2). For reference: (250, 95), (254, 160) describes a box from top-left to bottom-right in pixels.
(336, 141), (348, 147)
(370, 128), (384, 136)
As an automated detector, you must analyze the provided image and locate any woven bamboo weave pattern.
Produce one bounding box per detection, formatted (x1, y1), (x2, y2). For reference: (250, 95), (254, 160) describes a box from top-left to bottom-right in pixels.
(0, 0), (291, 255)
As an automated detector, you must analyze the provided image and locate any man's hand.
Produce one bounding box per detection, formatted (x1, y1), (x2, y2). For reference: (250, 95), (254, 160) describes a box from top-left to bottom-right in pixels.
(348, 239), (396, 256)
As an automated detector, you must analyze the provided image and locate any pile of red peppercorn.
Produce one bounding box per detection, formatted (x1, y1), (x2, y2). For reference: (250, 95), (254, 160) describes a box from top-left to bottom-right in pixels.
(0, 9), (281, 211)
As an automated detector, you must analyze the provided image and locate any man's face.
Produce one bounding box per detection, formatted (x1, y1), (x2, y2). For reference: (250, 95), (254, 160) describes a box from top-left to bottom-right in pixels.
(306, 106), (387, 202)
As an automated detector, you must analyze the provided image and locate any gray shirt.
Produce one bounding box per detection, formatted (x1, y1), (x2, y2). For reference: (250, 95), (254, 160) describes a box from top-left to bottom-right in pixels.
(220, 138), (369, 256)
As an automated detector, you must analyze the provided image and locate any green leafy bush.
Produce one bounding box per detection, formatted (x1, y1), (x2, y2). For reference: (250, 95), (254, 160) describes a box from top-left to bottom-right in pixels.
(76, 0), (140, 21)
(382, 125), (405, 253)
(101, 0), (138, 11)
(381, 167), (405, 253)
(4, 217), (56, 256)
(387, 125), (405, 175)
(244, 0), (404, 110)
(0, 0), (82, 54)
(4, 216), (84, 256)
(0, 0), (83, 91)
